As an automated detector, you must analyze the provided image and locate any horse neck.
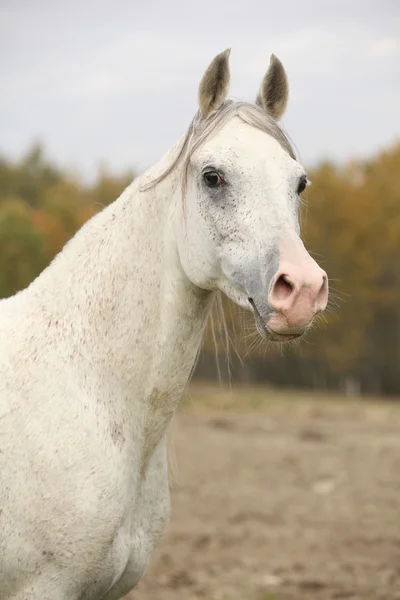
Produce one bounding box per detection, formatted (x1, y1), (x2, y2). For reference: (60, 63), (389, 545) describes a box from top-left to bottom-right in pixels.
(32, 154), (213, 420)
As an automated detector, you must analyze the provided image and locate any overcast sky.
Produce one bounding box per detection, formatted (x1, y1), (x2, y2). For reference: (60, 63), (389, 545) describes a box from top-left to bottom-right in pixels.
(1, 0), (399, 180)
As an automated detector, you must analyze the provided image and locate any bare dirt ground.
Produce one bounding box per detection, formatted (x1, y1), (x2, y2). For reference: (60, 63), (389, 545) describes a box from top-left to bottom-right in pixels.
(127, 385), (400, 600)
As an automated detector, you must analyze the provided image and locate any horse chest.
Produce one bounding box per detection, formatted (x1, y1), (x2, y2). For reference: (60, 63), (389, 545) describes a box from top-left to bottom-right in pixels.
(96, 439), (171, 600)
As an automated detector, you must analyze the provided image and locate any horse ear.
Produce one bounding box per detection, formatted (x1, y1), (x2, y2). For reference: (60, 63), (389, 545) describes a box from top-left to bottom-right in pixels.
(256, 54), (289, 120)
(198, 49), (231, 119)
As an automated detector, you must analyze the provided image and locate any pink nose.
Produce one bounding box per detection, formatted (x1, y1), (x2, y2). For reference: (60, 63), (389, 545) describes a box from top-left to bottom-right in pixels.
(268, 260), (328, 332)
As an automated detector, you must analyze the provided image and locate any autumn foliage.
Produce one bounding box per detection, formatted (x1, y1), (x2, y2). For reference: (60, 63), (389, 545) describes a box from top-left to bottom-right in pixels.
(1, 143), (399, 395)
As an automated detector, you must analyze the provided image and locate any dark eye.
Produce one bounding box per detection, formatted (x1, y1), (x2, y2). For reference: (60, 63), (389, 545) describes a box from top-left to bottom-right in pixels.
(203, 170), (224, 188)
(297, 176), (307, 195)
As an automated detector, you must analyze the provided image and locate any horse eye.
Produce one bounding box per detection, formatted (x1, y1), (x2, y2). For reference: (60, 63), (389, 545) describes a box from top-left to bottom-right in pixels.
(203, 170), (224, 188)
(297, 176), (307, 195)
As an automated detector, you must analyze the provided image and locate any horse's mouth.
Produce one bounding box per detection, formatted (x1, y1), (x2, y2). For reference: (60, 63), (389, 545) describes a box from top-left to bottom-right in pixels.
(248, 298), (303, 342)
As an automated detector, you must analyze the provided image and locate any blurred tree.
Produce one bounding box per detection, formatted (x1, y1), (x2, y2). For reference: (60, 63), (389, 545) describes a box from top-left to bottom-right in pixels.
(1, 144), (63, 207)
(0, 199), (46, 297)
(0, 141), (399, 394)
(88, 164), (134, 208)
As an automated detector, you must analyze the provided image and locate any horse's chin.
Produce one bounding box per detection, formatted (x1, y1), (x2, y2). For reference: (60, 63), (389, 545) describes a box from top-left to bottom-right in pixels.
(255, 319), (303, 342)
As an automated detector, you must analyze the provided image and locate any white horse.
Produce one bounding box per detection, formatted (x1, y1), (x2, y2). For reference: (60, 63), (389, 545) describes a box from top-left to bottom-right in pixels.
(0, 50), (328, 599)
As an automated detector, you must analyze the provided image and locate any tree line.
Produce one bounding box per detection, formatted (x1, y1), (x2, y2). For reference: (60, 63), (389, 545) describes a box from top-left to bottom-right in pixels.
(1, 142), (399, 395)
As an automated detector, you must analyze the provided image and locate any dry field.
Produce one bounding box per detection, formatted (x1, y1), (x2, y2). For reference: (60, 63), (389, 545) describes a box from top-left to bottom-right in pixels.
(126, 384), (400, 600)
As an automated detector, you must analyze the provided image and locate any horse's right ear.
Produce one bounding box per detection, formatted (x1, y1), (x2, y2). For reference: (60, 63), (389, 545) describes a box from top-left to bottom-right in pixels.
(198, 49), (231, 119)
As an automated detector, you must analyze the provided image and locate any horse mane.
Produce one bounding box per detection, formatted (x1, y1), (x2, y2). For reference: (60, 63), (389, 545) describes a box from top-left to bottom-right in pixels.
(141, 100), (296, 195)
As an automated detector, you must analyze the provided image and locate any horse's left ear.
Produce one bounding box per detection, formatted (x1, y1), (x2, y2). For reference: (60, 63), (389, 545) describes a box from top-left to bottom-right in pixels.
(256, 54), (289, 120)
(198, 49), (231, 119)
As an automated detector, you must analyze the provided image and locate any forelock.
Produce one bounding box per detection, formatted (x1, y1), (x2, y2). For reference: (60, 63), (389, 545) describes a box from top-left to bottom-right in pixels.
(142, 100), (296, 193)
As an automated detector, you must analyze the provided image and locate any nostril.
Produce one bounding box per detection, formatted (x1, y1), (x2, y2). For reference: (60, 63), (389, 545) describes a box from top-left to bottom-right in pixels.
(272, 274), (294, 302)
(317, 274), (328, 306)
